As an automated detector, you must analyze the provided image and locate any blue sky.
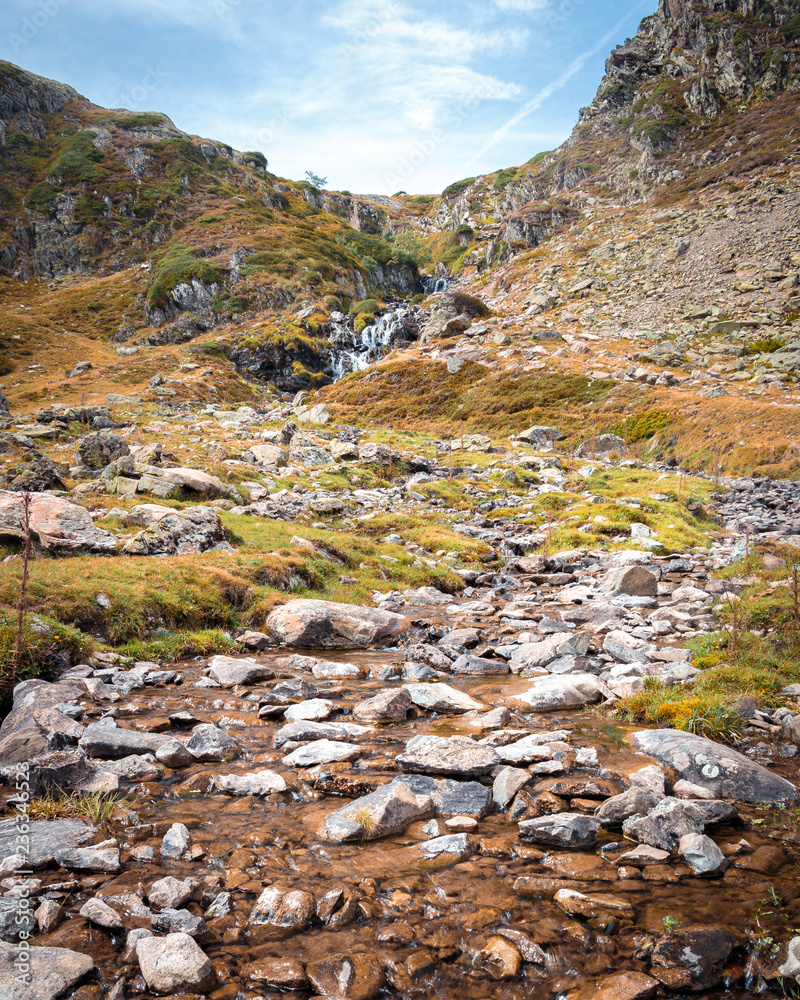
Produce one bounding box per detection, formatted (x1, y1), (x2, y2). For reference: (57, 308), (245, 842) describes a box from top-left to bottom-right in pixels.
(2, 0), (652, 194)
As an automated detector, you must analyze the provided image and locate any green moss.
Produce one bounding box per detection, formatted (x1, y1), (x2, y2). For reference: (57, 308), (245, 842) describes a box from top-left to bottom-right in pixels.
(48, 130), (104, 183)
(442, 177), (476, 199)
(610, 409), (670, 442)
(147, 243), (224, 310)
(106, 112), (164, 129)
(353, 298), (380, 314)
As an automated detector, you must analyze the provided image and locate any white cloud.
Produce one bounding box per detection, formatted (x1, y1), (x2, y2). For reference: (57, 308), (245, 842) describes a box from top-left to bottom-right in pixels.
(492, 0), (549, 10)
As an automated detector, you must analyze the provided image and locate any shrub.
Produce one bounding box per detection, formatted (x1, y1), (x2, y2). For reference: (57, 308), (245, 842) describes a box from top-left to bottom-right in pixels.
(353, 298), (380, 315)
(109, 112), (163, 129)
(244, 150), (268, 170)
(147, 243), (224, 310)
(442, 177), (475, 199)
(48, 130), (104, 183)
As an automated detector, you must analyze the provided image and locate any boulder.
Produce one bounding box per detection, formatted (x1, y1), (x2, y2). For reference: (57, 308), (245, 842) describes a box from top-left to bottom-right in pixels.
(266, 599), (405, 647)
(679, 833), (728, 876)
(207, 656), (275, 687)
(595, 788), (662, 826)
(601, 565), (658, 597)
(186, 724), (240, 762)
(518, 813), (601, 847)
(283, 739), (361, 767)
(0, 818), (95, 868)
(79, 720), (170, 759)
(0, 942), (94, 1000)
(215, 770), (287, 795)
(403, 682), (485, 714)
(622, 797), (705, 851)
(306, 952), (386, 1000)
(649, 926), (736, 990)
(353, 688), (412, 721)
(77, 431), (129, 469)
(249, 887), (315, 930)
(630, 729), (799, 802)
(503, 673), (613, 712)
(0, 491), (116, 554)
(450, 653), (510, 675)
(396, 735), (500, 778)
(324, 780), (434, 841)
(393, 774), (492, 817)
(122, 505), (226, 556)
(136, 932), (217, 994)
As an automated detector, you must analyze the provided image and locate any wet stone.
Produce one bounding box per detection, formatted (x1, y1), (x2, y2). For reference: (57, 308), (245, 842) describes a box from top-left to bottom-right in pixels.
(186, 723), (240, 762)
(418, 833), (474, 859)
(0, 819), (95, 867)
(402, 682), (486, 714)
(242, 957), (309, 989)
(450, 652), (510, 675)
(207, 655), (275, 687)
(136, 931), (217, 994)
(324, 780), (435, 841)
(353, 688), (412, 721)
(306, 951), (386, 1000)
(679, 832), (728, 876)
(554, 888), (635, 919)
(148, 876), (194, 910)
(79, 897), (123, 930)
(622, 797), (705, 851)
(249, 886), (315, 931)
(393, 774), (492, 817)
(0, 942), (94, 1000)
(395, 735), (500, 777)
(519, 813), (602, 847)
(215, 769), (288, 795)
(283, 739), (361, 767)
(151, 907), (208, 937)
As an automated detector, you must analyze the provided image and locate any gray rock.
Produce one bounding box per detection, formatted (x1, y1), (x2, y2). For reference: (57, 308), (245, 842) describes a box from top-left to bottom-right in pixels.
(283, 739), (360, 767)
(450, 653), (510, 675)
(1, 680), (84, 740)
(0, 491), (116, 554)
(603, 631), (655, 664)
(249, 887), (315, 930)
(0, 818), (95, 867)
(0, 941), (94, 1000)
(273, 720), (370, 749)
(630, 729), (799, 802)
(266, 599), (405, 647)
(396, 735), (500, 777)
(160, 822), (191, 859)
(136, 932), (217, 994)
(518, 812), (601, 847)
(208, 655), (275, 687)
(324, 781), (434, 842)
(0, 897), (34, 942)
(311, 661), (367, 680)
(55, 847), (121, 873)
(34, 899), (63, 935)
(403, 682), (485, 714)
(418, 833), (474, 859)
(601, 565), (658, 597)
(186, 724), (240, 762)
(148, 876), (194, 910)
(595, 787), (662, 826)
(122, 504), (226, 556)
(353, 688), (412, 721)
(493, 766), (532, 809)
(79, 719), (170, 759)
(155, 739), (194, 768)
(622, 797), (705, 851)
(393, 774), (492, 818)
(679, 833), (728, 877)
(504, 673), (613, 711)
(152, 907), (208, 938)
(79, 897), (123, 929)
(215, 770), (288, 795)
(284, 698), (335, 721)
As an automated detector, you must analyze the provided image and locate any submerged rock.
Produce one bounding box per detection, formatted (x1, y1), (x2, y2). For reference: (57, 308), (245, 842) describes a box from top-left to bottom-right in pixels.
(630, 729), (799, 802)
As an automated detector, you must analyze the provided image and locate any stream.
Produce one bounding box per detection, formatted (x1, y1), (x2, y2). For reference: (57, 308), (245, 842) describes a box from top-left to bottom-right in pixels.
(4, 555), (799, 1000)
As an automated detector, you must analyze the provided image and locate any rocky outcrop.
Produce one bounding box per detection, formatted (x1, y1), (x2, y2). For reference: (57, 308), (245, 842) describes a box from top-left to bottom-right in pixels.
(266, 599), (406, 647)
(0, 491), (117, 553)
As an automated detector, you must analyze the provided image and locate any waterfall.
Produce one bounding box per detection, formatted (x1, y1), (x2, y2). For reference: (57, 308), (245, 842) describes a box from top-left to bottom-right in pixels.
(421, 275), (450, 294)
(328, 306), (421, 381)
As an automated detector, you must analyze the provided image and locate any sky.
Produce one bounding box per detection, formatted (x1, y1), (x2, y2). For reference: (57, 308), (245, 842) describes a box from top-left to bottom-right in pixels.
(2, 0), (653, 195)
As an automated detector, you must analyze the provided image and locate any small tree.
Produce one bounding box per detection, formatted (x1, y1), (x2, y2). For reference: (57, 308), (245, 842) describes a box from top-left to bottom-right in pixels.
(13, 493), (33, 674)
(305, 170), (327, 189)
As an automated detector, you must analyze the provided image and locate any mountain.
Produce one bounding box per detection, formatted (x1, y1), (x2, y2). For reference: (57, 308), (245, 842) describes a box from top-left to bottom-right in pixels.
(0, 0), (799, 476)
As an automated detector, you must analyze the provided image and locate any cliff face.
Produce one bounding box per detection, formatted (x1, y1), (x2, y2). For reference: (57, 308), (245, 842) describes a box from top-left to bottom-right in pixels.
(435, 0), (800, 261)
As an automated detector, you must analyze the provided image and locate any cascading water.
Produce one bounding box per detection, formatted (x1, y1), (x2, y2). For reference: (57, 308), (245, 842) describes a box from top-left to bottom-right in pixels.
(421, 275), (450, 294)
(327, 306), (421, 380)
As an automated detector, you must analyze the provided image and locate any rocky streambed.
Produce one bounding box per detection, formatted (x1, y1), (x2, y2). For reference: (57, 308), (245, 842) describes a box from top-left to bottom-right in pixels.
(2, 542), (800, 1000)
